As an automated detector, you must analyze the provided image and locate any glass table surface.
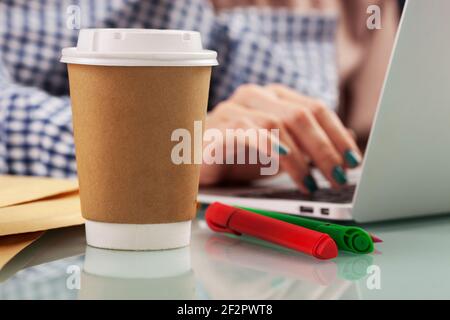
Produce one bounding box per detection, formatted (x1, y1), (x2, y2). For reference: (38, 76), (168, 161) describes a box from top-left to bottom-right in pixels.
(1, 212), (450, 300)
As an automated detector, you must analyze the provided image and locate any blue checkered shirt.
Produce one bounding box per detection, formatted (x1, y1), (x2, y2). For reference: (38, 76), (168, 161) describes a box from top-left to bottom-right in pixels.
(0, 0), (338, 178)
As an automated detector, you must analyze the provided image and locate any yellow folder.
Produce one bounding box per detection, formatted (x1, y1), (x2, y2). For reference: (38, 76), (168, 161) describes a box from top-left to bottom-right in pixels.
(0, 175), (83, 270)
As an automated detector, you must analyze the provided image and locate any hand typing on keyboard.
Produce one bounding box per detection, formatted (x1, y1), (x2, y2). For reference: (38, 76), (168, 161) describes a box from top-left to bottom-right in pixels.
(200, 84), (362, 194)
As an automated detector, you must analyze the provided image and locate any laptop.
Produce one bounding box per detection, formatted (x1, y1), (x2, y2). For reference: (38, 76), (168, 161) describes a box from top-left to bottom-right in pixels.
(198, 0), (450, 223)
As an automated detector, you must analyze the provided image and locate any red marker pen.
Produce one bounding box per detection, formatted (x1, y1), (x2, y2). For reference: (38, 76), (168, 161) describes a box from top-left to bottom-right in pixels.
(205, 202), (338, 260)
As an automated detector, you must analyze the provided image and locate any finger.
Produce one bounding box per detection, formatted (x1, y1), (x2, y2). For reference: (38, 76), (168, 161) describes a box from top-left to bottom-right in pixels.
(230, 85), (308, 151)
(347, 128), (356, 140)
(212, 103), (283, 158)
(245, 110), (318, 193)
(266, 84), (362, 168)
(219, 103), (316, 193)
(232, 85), (346, 188)
(306, 101), (361, 169)
(283, 106), (347, 188)
(230, 84), (285, 117)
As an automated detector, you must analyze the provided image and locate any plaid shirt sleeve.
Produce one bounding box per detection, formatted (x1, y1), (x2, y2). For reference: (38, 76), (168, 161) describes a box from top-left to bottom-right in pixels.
(0, 0), (215, 178)
(0, 0), (338, 178)
(0, 62), (76, 177)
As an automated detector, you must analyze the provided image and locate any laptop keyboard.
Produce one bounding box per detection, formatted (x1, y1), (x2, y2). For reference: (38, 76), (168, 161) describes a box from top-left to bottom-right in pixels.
(238, 185), (356, 204)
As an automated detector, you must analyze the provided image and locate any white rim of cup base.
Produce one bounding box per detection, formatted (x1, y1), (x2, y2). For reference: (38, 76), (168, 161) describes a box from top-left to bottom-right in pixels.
(85, 220), (191, 251)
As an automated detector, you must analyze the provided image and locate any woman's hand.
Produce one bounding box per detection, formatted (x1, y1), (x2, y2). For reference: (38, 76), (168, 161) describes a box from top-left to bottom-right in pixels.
(200, 84), (361, 193)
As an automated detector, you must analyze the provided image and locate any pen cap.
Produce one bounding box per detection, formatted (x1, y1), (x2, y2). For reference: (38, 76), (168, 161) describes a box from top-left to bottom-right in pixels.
(319, 225), (373, 254)
(205, 202), (242, 235)
(345, 228), (373, 253)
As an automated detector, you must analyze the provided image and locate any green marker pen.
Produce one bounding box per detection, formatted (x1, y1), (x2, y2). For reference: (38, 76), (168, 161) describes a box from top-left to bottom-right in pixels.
(239, 207), (374, 255)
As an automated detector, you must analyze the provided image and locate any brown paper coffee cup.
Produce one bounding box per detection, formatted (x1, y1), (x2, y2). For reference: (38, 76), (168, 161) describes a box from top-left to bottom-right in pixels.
(68, 64), (211, 224)
(61, 29), (218, 250)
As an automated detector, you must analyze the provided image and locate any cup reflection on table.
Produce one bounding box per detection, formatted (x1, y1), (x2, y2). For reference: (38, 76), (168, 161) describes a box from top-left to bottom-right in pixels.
(79, 246), (195, 300)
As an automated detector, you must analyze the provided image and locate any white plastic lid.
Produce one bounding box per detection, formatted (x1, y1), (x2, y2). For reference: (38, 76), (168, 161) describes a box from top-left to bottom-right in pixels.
(61, 29), (218, 66)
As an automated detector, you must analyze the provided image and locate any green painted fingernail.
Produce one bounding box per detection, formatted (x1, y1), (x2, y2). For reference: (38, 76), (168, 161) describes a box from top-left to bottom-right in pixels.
(344, 150), (361, 168)
(332, 166), (347, 185)
(303, 175), (318, 193)
(273, 143), (289, 156)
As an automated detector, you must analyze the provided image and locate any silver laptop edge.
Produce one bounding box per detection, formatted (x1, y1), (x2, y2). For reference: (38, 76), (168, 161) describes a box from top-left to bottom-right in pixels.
(352, 0), (450, 222)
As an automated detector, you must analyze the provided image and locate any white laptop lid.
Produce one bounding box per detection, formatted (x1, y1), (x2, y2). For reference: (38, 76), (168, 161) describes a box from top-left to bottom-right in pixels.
(352, 0), (450, 222)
